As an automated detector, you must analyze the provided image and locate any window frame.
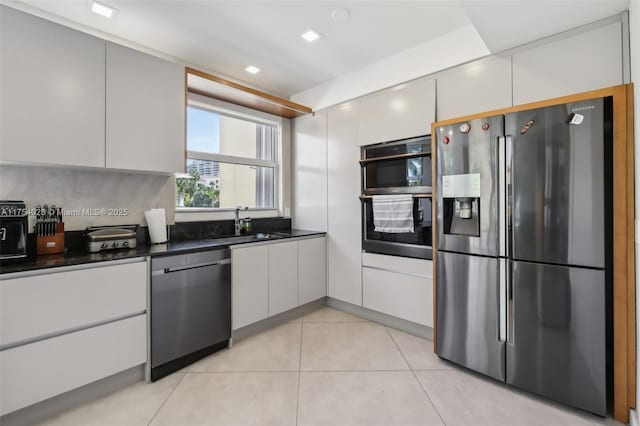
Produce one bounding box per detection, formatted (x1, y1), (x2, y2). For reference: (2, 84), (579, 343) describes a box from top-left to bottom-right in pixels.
(177, 98), (281, 213)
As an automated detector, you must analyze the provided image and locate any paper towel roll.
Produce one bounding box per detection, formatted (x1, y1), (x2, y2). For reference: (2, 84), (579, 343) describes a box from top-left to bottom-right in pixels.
(145, 208), (167, 244)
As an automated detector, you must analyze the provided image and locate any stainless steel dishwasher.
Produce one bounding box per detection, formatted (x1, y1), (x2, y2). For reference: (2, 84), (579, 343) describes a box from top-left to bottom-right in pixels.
(150, 248), (231, 381)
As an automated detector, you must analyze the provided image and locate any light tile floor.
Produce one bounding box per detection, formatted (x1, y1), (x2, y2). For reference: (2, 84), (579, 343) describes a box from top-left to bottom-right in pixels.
(37, 307), (622, 426)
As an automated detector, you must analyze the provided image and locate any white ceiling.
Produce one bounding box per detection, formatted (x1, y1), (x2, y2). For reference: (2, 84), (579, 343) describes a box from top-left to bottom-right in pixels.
(7, 0), (630, 99)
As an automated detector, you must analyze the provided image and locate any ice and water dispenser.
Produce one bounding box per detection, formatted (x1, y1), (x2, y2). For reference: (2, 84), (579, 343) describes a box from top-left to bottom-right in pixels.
(441, 173), (481, 237)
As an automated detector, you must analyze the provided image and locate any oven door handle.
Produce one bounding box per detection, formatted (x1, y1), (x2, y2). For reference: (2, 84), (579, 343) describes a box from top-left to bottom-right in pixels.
(359, 151), (430, 165)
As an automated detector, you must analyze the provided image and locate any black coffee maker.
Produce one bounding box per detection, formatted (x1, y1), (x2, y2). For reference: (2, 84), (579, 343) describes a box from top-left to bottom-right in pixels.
(0, 200), (28, 261)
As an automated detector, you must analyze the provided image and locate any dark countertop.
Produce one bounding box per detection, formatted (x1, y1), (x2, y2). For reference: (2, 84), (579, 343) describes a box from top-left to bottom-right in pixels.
(0, 229), (325, 275)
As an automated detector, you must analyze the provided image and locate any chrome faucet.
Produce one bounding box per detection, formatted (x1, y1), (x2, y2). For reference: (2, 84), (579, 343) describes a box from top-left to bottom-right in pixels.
(235, 206), (248, 236)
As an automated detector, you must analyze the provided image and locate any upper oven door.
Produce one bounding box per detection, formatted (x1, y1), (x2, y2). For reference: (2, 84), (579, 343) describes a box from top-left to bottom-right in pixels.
(361, 136), (431, 195)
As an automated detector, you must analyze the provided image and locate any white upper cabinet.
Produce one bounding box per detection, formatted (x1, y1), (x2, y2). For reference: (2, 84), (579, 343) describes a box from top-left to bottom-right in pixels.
(512, 22), (623, 105)
(0, 6), (106, 168)
(106, 43), (185, 173)
(436, 56), (512, 120)
(357, 77), (435, 145)
(327, 103), (362, 306)
(292, 112), (328, 231)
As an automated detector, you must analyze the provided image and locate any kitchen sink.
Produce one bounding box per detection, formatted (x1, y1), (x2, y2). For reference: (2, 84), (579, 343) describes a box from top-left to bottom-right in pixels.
(269, 232), (292, 237)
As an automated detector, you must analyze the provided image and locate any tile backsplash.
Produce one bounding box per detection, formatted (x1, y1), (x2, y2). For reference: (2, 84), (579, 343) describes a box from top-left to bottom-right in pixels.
(0, 165), (176, 231)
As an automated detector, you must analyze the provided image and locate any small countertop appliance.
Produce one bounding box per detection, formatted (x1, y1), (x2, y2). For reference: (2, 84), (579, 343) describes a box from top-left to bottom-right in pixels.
(0, 200), (28, 261)
(86, 226), (137, 253)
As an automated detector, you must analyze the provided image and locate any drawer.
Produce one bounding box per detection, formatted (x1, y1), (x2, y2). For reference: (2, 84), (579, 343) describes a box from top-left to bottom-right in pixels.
(363, 266), (433, 327)
(1, 260), (147, 348)
(0, 314), (146, 415)
(362, 252), (432, 277)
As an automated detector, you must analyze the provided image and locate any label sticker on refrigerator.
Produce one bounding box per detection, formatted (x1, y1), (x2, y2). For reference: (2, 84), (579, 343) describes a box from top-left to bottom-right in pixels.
(442, 174), (481, 198)
(567, 113), (584, 125)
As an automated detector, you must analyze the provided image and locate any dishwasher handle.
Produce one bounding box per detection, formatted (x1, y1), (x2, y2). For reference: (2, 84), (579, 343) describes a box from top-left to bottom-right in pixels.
(152, 258), (231, 275)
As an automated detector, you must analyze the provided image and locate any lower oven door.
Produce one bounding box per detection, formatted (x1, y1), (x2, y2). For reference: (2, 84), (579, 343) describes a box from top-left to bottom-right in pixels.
(362, 197), (432, 259)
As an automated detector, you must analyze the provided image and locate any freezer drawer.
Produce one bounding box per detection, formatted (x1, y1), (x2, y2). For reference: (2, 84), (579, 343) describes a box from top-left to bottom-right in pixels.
(436, 251), (505, 381)
(506, 260), (606, 416)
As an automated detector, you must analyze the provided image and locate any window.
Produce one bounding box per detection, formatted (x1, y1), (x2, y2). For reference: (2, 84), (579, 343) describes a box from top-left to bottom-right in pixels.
(177, 104), (279, 209)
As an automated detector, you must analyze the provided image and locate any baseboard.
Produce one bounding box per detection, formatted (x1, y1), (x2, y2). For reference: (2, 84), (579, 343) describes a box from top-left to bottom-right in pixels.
(326, 297), (434, 340)
(232, 297), (433, 341)
(231, 298), (326, 342)
(631, 408), (639, 426)
(0, 365), (144, 426)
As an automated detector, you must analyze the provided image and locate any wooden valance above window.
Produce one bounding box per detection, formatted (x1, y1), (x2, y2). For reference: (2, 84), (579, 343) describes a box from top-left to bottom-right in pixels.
(186, 67), (312, 119)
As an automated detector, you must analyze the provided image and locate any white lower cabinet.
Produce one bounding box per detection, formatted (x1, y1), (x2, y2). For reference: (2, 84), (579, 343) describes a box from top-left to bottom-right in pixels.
(362, 254), (433, 327)
(232, 236), (326, 330)
(298, 237), (327, 305)
(268, 241), (299, 316)
(232, 245), (269, 330)
(1, 314), (146, 416)
(1, 261), (146, 347)
(0, 259), (149, 416)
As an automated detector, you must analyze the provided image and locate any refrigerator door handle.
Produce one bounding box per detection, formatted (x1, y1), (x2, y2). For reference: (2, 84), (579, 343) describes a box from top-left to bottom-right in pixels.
(507, 260), (514, 344)
(505, 135), (513, 257)
(498, 136), (507, 257)
(498, 258), (507, 342)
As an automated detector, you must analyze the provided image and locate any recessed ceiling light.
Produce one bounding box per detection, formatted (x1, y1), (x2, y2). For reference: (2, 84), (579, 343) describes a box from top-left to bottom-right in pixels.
(245, 65), (261, 74)
(91, 1), (116, 18)
(301, 29), (322, 43)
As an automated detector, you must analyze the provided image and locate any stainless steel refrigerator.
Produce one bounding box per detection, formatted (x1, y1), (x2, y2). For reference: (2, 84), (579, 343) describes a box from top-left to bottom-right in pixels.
(435, 97), (612, 416)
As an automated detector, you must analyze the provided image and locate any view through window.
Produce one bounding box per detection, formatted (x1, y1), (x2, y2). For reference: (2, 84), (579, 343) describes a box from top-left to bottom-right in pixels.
(177, 105), (278, 209)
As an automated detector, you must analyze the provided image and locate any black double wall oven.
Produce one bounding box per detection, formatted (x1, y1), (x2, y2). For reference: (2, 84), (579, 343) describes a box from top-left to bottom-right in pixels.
(360, 135), (432, 260)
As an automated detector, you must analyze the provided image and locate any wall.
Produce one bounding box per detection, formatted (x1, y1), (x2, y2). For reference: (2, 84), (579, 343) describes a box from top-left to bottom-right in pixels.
(0, 165), (175, 231)
(630, 1), (640, 424)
